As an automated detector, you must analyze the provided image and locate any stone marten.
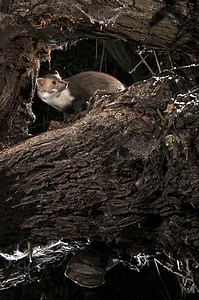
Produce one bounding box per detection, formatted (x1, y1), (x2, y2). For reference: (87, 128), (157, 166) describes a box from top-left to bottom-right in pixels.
(36, 71), (125, 118)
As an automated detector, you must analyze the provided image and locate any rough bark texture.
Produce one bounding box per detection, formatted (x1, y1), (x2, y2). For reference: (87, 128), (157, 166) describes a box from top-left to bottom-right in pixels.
(0, 65), (199, 291)
(0, 0), (199, 294)
(0, 0), (199, 148)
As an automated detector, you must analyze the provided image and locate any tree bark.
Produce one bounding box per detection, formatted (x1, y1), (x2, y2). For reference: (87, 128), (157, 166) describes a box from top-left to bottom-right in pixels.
(0, 65), (199, 290)
(0, 0), (199, 148)
(0, 0), (199, 293)
(1, 0), (199, 54)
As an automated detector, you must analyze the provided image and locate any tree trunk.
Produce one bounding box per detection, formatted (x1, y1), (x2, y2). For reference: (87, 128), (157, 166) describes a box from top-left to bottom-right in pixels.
(0, 0), (199, 148)
(0, 0), (199, 294)
(0, 65), (199, 291)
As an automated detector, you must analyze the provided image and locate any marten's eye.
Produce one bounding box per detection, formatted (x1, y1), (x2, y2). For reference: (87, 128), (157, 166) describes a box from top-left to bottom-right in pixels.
(52, 81), (56, 85)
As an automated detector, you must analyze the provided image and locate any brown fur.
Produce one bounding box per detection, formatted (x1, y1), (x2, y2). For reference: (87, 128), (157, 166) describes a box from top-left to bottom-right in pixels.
(36, 71), (125, 117)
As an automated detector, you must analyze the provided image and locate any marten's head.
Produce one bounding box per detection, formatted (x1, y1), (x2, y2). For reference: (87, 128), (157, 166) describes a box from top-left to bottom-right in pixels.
(36, 71), (68, 94)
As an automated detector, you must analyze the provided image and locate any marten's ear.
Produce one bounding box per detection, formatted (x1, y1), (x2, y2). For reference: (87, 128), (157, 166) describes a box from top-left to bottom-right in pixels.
(36, 78), (45, 88)
(54, 70), (62, 80)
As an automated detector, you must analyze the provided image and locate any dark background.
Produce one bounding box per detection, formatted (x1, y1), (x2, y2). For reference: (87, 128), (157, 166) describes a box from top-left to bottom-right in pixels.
(29, 39), (192, 134)
(3, 39), (195, 300)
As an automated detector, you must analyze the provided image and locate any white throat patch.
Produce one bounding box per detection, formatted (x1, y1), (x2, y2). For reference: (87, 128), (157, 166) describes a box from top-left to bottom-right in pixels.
(40, 88), (74, 111)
